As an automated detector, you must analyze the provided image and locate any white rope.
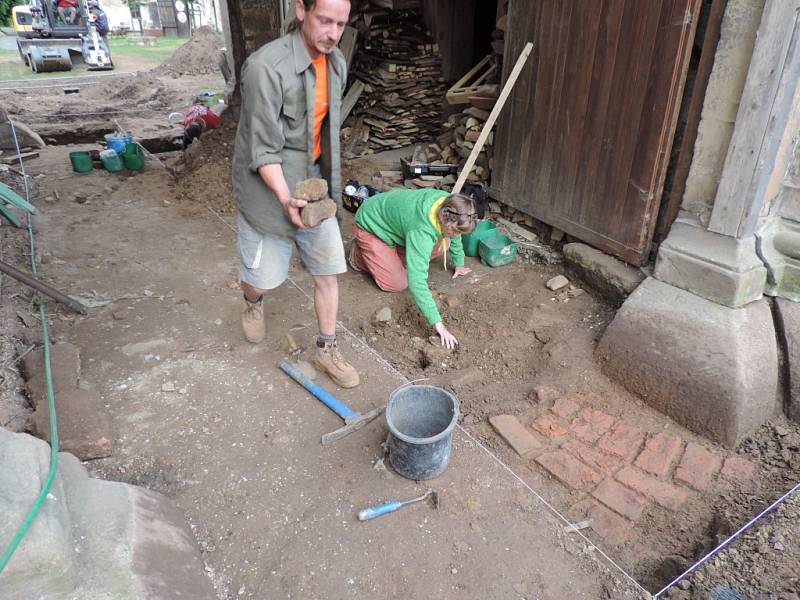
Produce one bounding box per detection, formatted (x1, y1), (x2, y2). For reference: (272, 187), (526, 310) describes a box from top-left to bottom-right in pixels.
(0, 70), (141, 91)
(652, 482), (800, 598)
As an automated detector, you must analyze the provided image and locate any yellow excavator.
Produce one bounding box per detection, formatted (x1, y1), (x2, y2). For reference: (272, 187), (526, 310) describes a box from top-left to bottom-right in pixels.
(12, 0), (112, 73)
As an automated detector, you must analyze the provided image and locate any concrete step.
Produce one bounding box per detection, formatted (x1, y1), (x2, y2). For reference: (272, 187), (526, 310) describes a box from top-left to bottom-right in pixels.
(0, 429), (215, 599)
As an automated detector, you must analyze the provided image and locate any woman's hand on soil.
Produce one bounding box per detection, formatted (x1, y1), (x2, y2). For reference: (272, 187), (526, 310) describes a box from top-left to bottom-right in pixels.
(280, 196), (307, 229)
(434, 322), (458, 349)
(452, 266), (472, 279)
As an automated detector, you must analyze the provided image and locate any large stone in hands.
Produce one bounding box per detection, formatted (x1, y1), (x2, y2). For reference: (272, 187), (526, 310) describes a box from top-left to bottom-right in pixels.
(301, 197), (337, 228)
(294, 178), (329, 202)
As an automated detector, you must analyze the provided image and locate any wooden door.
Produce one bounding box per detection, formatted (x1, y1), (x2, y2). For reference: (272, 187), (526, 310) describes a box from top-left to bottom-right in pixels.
(491, 0), (700, 264)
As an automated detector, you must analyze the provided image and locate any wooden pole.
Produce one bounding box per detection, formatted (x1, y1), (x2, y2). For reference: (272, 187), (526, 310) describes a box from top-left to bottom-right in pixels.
(452, 42), (534, 195)
(0, 259), (88, 315)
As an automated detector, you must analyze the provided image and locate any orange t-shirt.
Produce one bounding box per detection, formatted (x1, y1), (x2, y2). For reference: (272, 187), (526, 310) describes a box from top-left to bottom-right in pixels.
(311, 55), (329, 161)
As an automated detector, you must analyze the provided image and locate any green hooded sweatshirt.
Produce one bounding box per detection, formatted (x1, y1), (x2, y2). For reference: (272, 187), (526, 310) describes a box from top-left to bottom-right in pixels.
(355, 188), (465, 325)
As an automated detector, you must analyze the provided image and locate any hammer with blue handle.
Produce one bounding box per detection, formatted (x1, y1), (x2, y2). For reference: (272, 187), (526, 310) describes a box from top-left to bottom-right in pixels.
(358, 490), (439, 521)
(279, 359), (385, 446)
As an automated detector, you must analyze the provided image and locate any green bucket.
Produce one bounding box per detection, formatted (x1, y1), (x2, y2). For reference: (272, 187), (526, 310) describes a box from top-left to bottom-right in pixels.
(69, 151), (93, 173)
(461, 219), (497, 257)
(478, 233), (518, 267)
(123, 143), (145, 171)
(100, 150), (124, 173)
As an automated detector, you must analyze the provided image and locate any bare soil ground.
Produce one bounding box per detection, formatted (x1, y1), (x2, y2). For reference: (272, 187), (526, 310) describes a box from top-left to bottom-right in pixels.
(1, 35), (798, 600)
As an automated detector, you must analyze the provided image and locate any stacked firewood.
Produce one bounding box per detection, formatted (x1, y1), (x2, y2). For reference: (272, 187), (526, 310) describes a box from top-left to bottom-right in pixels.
(344, 8), (446, 153)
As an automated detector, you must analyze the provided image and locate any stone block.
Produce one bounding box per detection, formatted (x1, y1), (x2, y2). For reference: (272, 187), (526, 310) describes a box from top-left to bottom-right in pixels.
(616, 467), (689, 511)
(530, 414), (568, 438)
(489, 415), (542, 457)
(563, 242), (645, 304)
(597, 277), (779, 448)
(569, 408), (614, 443)
(0, 429), (77, 598)
(23, 342), (81, 408)
(597, 422), (644, 460)
(294, 178), (328, 201)
(674, 442), (722, 491)
(654, 222), (766, 308)
(634, 433), (683, 478)
(31, 388), (114, 460)
(561, 440), (622, 478)
(720, 455), (758, 481)
(777, 299), (800, 423)
(300, 197), (337, 228)
(535, 449), (602, 491)
(546, 275), (569, 291)
(592, 478), (647, 521)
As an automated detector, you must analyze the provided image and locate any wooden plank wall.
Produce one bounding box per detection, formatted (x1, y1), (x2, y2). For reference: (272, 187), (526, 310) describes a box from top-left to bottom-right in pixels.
(422, 0), (476, 82)
(492, 0), (700, 264)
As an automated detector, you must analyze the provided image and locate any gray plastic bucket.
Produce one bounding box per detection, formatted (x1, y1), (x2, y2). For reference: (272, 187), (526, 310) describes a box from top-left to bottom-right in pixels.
(386, 384), (459, 480)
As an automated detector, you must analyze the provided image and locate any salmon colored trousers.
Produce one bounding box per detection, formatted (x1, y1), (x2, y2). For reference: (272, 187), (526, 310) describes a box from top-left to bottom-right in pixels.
(351, 224), (448, 293)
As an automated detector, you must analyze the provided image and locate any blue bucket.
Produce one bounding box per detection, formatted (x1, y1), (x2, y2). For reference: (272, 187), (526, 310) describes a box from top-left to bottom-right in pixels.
(386, 384), (459, 480)
(105, 132), (133, 154)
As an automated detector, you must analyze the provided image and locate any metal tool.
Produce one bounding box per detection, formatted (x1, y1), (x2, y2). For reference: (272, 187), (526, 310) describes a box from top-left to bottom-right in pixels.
(279, 359), (384, 446)
(358, 490), (439, 521)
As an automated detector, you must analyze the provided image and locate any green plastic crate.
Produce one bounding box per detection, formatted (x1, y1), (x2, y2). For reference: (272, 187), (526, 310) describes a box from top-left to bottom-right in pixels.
(478, 233), (518, 267)
(461, 219), (497, 257)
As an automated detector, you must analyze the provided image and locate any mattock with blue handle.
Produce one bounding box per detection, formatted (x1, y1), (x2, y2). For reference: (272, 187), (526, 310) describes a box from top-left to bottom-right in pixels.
(279, 359), (385, 446)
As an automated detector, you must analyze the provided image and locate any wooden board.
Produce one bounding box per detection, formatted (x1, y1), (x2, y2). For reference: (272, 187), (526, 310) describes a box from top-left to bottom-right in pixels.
(339, 25), (358, 69)
(490, 0), (701, 265)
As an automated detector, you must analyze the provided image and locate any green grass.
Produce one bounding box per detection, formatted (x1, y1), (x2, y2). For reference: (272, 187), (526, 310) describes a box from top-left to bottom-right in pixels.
(0, 35), (189, 81)
(107, 35), (188, 63)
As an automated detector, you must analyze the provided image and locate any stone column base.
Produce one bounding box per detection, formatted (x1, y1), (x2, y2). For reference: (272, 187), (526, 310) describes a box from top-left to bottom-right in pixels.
(596, 277), (779, 448)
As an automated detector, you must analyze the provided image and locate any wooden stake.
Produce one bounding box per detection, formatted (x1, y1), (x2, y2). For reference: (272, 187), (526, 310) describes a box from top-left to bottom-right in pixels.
(452, 42), (534, 196)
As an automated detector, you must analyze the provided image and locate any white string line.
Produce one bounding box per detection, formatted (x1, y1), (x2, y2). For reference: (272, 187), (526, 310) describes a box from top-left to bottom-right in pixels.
(282, 276), (651, 597)
(202, 205), (649, 593)
(652, 482), (800, 598)
(0, 70), (141, 91)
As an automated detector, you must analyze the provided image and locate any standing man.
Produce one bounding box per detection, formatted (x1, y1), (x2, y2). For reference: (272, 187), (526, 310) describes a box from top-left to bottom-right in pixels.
(232, 0), (359, 388)
(87, 0), (109, 38)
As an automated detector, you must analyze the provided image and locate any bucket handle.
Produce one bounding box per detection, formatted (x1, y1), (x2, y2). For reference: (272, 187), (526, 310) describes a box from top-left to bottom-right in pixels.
(390, 378), (429, 397)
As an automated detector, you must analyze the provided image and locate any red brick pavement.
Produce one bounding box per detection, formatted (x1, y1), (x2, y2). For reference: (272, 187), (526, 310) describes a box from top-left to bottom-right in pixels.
(674, 442), (722, 491)
(597, 422), (644, 460)
(616, 466), (688, 511)
(592, 478), (647, 521)
(570, 408), (615, 443)
(535, 449), (602, 491)
(634, 432), (683, 477)
(531, 414), (568, 439)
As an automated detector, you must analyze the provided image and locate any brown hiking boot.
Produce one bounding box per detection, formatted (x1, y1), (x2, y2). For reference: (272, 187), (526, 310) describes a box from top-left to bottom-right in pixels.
(314, 341), (360, 388)
(241, 298), (265, 343)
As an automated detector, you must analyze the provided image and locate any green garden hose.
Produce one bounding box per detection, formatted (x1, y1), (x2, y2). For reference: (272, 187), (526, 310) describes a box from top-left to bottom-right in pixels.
(0, 121), (60, 575)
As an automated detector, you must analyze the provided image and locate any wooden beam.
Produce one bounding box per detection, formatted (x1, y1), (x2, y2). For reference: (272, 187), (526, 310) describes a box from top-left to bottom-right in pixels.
(656, 0), (727, 245)
(341, 79), (365, 123)
(339, 25), (357, 69)
(452, 42), (534, 195)
(709, 1), (800, 237)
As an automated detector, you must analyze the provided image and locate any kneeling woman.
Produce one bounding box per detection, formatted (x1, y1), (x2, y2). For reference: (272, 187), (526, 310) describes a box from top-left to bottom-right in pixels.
(350, 189), (477, 348)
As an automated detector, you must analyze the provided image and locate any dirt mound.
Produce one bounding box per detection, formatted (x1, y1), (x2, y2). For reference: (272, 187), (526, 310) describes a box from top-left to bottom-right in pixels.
(174, 118), (235, 215)
(158, 27), (224, 77)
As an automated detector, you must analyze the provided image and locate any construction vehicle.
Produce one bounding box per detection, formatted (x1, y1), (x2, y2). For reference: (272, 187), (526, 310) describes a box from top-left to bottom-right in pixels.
(12, 0), (113, 73)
